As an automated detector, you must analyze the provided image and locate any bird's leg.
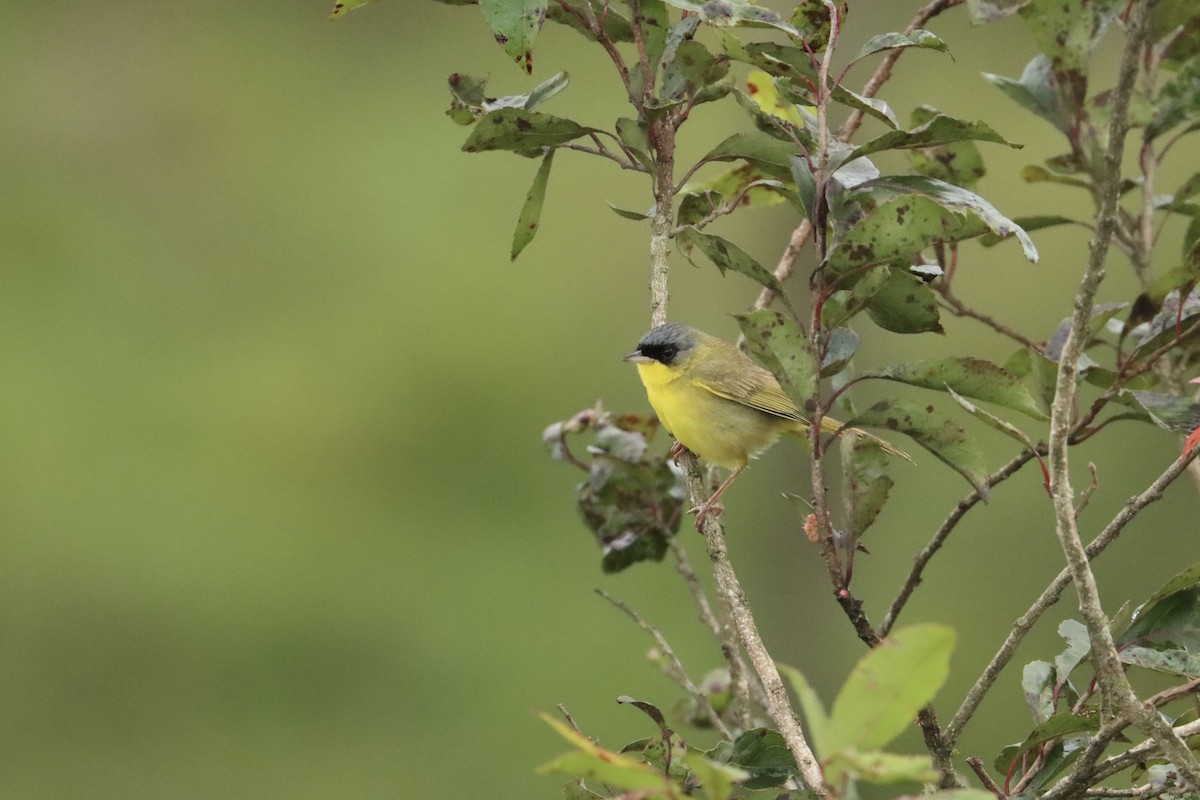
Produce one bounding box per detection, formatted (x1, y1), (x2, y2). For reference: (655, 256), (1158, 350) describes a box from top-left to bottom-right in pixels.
(691, 465), (746, 529)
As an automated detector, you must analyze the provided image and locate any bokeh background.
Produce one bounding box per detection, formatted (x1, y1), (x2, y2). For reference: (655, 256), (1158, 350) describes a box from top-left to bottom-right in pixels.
(2, 1), (1196, 797)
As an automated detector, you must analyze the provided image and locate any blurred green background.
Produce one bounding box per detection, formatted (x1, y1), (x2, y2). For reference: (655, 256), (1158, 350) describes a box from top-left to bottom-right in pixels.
(2, 1), (1196, 797)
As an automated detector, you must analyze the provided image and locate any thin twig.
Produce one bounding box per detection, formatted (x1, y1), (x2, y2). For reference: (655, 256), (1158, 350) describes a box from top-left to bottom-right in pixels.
(945, 445), (1200, 748)
(835, 0), (966, 141)
(683, 457), (829, 796)
(561, 142), (646, 171)
(573, 0), (633, 101)
(936, 285), (1046, 351)
(879, 450), (1037, 637)
(556, 703), (584, 734)
(596, 588), (735, 740)
(643, 72), (825, 791)
(1044, 0), (1200, 787)
(967, 756), (1007, 800)
(668, 538), (764, 727)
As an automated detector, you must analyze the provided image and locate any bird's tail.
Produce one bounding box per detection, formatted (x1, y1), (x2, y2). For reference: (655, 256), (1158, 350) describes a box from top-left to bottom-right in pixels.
(814, 415), (913, 462)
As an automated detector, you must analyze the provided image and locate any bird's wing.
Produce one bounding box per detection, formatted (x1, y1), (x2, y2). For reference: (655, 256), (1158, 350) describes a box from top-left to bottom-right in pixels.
(687, 344), (806, 421)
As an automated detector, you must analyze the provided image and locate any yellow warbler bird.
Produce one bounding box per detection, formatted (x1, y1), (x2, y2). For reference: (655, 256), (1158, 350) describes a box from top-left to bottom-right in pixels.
(623, 322), (907, 522)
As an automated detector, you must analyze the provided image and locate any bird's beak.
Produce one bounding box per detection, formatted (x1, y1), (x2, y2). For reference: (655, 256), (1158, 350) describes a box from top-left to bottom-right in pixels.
(623, 351), (652, 364)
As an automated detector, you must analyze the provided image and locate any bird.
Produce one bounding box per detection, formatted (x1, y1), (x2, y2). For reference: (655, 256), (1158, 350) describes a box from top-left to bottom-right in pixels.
(623, 322), (907, 524)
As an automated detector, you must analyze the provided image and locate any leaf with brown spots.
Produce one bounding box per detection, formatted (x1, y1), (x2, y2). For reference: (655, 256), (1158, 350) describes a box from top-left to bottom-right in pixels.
(863, 267), (943, 334)
(826, 176), (1038, 273)
(843, 112), (1020, 168)
(841, 436), (893, 541)
(864, 356), (1047, 419)
(479, 0), (548, 75)
(461, 108), (595, 153)
(328, 0), (378, 19)
(511, 149), (554, 260)
(735, 309), (815, 414)
(851, 29), (949, 63)
(848, 399), (988, 495)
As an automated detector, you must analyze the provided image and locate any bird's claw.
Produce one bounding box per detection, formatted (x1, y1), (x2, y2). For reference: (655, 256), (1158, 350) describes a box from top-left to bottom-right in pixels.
(690, 500), (725, 529)
(668, 441), (690, 466)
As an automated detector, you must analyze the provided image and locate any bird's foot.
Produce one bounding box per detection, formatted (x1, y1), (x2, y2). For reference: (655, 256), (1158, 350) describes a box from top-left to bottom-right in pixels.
(668, 441), (691, 465)
(690, 500), (725, 530)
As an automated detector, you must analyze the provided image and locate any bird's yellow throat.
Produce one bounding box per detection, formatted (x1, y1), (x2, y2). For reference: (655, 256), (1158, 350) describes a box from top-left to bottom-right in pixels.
(634, 359), (678, 390)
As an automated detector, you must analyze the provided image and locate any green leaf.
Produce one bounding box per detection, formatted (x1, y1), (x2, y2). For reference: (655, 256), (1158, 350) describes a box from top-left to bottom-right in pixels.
(1055, 619), (1091, 682)
(523, 70), (571, 109)
(616, 117), (655, 171)
(480, 0), (549, 74)
(826, 750), (939, 785)
(546, 408), (684, 573)
(736, 43), (898, 127)
(1142, 562), (1200, 608)
(864, 268), (943, 335)
(826, 624), (955, 753)
(946, 387), (1043, 456)
(1115, 563), (1200, 678)
(842, 437), (893, 540)
(681, 163), (794, 211)
(698, 130), (796, 173)
(852, 30), (949, 63)
(735, 309), (816, 412)
(864, 357), (1047, 419)
(821, 326), (859, 376)
(1119, 390), (1200, 432)
(822, 266), (890, 328)
(640, 0), (670, 76)
(980, 215), (1085, 246)
(1148, 54), (1200, 140)
(661, 40), (731, 101)
(447, 71), (569, 124)
(1022, 660), (1056, 723)
(546, 0), (635, 41)
(777, 663), (829, 756)
(462, 108), (595, 152)
(512, 150), (555, 260)
(1118, 591), (1200, 677)
(827, 176), (1039, 271)
(848, 400), (988, 494)
(966, 0), (1026, 23)
(790, 153), (816, 220)
(1151, 0), (1200, 65)
(678, 229), (789, 299)
(994, 712), (1101, 772)
(984, 55), (1071, 133)
(329, 0), (378, 19)
(562, 778), (604, 799)
(789, 0), (832, 50)
(727, 728), (799, 789)
(661, 0), (800, 36)
(535, 712), (676, 792)
(907, 105), (986, 188)
(1020, 163), (1092, 190)
(1019, 0), (1119, 73)
(683, 750), (749, 800)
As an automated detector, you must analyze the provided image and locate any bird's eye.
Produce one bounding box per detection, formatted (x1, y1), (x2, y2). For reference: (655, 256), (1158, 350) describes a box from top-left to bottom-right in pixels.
(661, 345), (677, 362)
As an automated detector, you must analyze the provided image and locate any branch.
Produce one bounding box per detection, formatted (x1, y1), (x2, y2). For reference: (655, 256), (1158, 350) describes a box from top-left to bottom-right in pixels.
(1043, 1), (1200, 787)
(945, 445), (1200, 748)
(835, 0), (965, 141)
(596, 588), (735, 740)
(936, 284), (1046, 351)
(683, 458), (829, 797)
(879, 450), (1038, 637)
(644, 94), (825, 793)
(668, 538), (765, 727)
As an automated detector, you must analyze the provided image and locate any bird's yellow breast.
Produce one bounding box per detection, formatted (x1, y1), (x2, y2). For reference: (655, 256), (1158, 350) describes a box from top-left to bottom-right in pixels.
(635, 361), (790, 470)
